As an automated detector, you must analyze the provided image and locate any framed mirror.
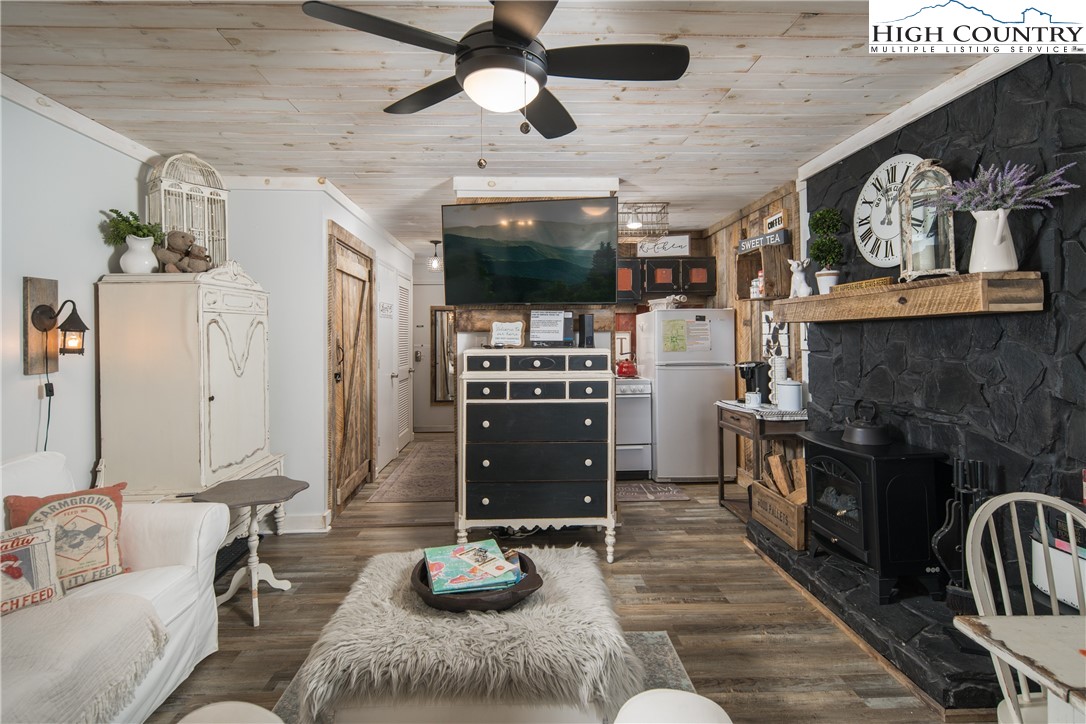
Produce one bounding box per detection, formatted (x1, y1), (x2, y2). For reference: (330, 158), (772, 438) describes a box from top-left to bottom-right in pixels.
(431, 306), (456, 404)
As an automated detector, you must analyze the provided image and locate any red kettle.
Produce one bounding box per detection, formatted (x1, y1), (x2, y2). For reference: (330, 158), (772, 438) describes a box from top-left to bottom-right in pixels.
(616, 359), (638, 378)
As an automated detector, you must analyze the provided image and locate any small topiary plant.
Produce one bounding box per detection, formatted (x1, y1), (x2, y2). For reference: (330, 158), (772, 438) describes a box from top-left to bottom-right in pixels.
(808, 208), (846, 270)
(104, 209), (164, 247)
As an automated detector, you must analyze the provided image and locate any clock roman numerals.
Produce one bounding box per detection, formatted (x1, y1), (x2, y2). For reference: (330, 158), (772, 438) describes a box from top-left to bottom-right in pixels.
(852, 153), (922, 268)
(886, 165), (898, 184)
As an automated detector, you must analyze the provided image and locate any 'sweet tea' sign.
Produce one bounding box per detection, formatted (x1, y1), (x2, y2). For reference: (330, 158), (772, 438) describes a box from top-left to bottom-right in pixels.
(738, 229), (791, 255)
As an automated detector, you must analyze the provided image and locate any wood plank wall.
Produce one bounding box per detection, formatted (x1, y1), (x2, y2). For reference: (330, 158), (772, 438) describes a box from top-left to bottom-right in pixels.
(705, 183), (803, 476)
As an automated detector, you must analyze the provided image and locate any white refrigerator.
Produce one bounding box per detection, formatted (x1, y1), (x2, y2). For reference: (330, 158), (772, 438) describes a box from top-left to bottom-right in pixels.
(636, 309), (736, 482)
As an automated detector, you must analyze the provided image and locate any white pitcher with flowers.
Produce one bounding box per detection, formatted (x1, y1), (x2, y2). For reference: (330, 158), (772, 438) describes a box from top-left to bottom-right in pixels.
(935, 162), (1079, 273)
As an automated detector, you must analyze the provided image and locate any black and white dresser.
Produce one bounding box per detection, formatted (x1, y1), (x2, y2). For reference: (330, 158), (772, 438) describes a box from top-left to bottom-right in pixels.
(457, 348), (616, 562)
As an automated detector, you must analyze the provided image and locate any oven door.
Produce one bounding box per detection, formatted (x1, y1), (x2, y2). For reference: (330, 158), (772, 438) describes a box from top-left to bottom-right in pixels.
(616, 394), (651, 445)
(808, 455), (868, 560)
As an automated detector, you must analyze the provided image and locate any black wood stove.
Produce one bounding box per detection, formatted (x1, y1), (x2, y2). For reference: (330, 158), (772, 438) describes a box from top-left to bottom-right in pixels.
(799, 431), (950, 604)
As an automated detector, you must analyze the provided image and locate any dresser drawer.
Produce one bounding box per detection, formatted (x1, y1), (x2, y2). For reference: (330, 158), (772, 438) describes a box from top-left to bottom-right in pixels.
(509, 381), (566, 400)
(511, 354), (566, 372)
(466, 403), (607, 442)
(569, 354), (608, 371)
(569, 381), (609, 399)
(466, 355), (507, 372)
(466, 382), (507, 400)
(465, 482), (607, 519)
(465, 442), (608, 481)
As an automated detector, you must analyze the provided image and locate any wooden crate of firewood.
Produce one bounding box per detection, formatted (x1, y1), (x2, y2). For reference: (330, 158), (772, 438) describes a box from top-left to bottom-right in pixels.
(751, 454), (808, 550)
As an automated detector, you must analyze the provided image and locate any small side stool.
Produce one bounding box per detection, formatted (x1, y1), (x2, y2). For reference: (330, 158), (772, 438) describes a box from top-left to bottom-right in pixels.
(194, 475), (308, 627)
(615, 689), (732, 724)
(179, 701), (283, 723)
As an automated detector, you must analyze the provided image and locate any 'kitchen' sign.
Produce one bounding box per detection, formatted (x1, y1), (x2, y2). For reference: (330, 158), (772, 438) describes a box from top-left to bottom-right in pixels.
(738, 229), (790, 255)
(637, 235), (690, 257)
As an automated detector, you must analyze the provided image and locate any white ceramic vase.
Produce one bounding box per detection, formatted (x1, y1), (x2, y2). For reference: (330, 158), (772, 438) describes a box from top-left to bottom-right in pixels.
(968, 209), (1017, 273)
(120, 235), (157, 273)
(815, 268), (839, 294)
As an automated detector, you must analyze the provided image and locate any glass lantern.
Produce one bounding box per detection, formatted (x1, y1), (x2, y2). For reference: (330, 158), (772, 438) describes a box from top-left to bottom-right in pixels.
(147, 153), (228, 267)
(898, 159), (956, 283)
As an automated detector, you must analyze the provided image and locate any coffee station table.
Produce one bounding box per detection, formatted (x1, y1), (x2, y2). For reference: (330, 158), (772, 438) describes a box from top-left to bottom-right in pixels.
(193, 475), (308, 626)
(715, 400), (807, 507)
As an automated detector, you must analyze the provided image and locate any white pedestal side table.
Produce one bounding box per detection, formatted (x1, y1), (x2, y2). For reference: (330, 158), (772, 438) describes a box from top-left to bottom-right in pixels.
(194, 475), (308, 627)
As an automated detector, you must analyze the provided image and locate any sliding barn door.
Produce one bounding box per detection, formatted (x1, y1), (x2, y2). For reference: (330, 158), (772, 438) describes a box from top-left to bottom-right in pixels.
(328, 223), (376, 517)
(395, 273), (414, 451)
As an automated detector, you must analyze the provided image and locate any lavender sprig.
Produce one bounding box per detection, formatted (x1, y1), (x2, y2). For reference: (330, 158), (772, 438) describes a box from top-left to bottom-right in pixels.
(934, 161), (1079, 213)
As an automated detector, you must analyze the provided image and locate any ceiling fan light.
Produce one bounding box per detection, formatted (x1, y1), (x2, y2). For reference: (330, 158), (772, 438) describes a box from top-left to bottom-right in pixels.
(626, 214), (643, 230)
(463, 67), (540, 113)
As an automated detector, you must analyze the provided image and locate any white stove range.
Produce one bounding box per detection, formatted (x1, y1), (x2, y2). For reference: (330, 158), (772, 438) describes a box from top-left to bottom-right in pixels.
(615, 377), (652, 477)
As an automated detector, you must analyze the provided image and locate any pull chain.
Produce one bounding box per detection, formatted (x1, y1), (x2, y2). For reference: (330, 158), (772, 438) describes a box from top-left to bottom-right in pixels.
(520, 50), (531, 135)
(477, 106), (487, 169)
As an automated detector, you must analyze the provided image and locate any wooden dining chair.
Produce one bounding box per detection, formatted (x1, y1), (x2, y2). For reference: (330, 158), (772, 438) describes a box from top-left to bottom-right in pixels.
(965, 492), (1086, 724)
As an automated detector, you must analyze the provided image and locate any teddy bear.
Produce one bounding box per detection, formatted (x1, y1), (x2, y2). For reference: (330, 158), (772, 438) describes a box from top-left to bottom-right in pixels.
(153, 230), (211, 273)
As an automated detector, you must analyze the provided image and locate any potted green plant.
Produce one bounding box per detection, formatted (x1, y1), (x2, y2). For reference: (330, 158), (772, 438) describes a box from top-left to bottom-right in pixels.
(104, 209), (164, 274)
(808, 207), (845, 294)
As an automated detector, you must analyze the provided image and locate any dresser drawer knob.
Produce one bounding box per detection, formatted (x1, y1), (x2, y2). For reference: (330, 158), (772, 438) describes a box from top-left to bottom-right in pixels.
(585, 386), (593, 395)
(584, 418), (592, 426)
(481, 497), (490, 506)
(482, 459), (491, 468)
(534, 387), (542, 396)
(584, 496), (592, 503)
(482, 360), (491, 369)
(482, 420), (491, 429)
(584, 359), (593, 368)
(533, 360), (541, 368)
(482, 387), (491, 395)
(584, 459), (593, 467)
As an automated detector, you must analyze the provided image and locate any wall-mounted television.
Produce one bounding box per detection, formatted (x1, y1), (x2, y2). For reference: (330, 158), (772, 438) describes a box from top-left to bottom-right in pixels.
(441, 197), (617, 305)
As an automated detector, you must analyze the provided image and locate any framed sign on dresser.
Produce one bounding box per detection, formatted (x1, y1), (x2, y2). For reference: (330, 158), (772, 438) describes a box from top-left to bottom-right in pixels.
(96, 262), (285, 543)
(457, 348), (617, 562)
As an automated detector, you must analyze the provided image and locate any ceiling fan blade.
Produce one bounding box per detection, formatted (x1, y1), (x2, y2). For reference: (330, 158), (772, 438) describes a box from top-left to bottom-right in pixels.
(547, 44), (690, 81)
(384, 76), (463, 114)
(492, 1), (558, 44)
(522, 88), (576, 139)
(302, 1), (460, 55)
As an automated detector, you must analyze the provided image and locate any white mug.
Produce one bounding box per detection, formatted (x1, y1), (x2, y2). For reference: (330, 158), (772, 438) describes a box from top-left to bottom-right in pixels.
(745, 391), (762, 406)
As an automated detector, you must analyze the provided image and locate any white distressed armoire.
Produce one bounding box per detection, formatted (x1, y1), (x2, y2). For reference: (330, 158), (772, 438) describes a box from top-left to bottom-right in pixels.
(97, 262), (284, 538)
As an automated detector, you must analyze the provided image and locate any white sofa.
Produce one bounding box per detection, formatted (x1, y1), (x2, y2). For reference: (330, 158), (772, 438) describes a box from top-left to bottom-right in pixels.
(1, 452), (229, 723)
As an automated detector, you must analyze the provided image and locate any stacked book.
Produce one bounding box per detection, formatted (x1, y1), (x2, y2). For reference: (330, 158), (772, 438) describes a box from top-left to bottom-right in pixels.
(424, 539), (523, 594)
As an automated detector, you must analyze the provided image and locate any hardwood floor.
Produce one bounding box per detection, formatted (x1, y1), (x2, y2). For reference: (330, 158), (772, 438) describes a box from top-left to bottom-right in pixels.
(149, 432), (939, 723)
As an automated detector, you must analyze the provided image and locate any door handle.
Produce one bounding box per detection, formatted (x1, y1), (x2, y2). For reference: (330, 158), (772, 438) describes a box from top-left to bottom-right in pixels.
(391, 372), (399, 379)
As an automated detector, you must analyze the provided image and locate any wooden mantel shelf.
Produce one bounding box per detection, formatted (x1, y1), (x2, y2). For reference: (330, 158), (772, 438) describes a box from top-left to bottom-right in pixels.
(772, 272), (1043, 323)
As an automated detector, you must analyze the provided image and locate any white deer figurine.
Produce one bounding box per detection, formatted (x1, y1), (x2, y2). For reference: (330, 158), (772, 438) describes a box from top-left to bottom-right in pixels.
(788, 258), (813, 298)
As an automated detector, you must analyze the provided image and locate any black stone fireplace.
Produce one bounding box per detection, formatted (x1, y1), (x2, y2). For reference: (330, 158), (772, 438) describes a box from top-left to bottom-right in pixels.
(802, 432), (949, 604)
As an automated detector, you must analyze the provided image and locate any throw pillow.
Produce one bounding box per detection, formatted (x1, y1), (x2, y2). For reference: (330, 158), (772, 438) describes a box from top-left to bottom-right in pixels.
(4, 483), (127, 591)
(1, 519), (64, 615)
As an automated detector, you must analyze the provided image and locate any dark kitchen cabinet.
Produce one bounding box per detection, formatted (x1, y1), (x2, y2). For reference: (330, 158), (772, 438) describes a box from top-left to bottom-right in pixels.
(616, 258), (643, 302)
(643, 257), (716, 294)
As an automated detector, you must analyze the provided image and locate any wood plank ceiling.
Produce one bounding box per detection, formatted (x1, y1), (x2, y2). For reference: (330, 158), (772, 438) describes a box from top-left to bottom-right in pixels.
(0, 1), (986, 255)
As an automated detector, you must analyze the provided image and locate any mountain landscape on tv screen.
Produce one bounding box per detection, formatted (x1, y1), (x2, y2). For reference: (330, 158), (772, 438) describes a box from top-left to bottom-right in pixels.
(443, 220), (616, 304)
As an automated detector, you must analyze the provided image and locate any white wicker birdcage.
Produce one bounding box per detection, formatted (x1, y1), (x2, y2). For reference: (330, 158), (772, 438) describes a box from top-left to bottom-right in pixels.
(147, 153), (228, 266)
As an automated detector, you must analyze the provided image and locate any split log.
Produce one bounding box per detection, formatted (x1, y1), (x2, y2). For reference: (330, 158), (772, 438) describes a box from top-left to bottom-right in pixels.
(767, 454), (793, 495)
(789, 458), (807, 492)
(786, 487), (807, 504)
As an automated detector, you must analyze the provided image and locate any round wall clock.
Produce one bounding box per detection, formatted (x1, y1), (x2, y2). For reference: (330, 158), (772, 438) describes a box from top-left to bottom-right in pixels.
(852, 153), (923, 267)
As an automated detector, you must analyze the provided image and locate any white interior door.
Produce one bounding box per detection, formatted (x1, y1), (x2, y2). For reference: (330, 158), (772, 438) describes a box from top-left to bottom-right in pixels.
(395, 274), (414, 451)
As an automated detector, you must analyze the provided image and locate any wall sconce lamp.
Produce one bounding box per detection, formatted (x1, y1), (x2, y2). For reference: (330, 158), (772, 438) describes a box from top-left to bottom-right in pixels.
(33, 300), (88, 355)
(427, 240), (444, 273)
(23, 277), (89, 375)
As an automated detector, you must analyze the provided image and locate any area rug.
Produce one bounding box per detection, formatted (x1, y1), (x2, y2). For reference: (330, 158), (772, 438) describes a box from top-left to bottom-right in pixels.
(366, 441), (455, 503)
(616, 481), (691, 502)
(276, 546), (658, 723)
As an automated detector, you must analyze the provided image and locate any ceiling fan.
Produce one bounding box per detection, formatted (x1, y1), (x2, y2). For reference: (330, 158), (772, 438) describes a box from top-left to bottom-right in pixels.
(301, 0), (690, 139)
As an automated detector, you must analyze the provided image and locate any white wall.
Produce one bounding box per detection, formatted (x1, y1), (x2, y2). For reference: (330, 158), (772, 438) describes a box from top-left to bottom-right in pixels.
(1, 99), (147, 484)
(228, 185), (413, 529)
(412, 259), (453, 432)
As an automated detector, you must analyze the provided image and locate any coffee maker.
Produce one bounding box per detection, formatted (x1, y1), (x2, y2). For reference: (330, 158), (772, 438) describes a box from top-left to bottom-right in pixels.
(736, 361), (771, 400)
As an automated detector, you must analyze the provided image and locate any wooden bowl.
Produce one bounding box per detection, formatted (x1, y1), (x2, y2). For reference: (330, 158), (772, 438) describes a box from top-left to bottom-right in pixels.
(411, 552), (543, 613)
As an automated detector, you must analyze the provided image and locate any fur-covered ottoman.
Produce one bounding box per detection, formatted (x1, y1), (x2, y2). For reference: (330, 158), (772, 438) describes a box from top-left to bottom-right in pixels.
(297, 546), (643, 723)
